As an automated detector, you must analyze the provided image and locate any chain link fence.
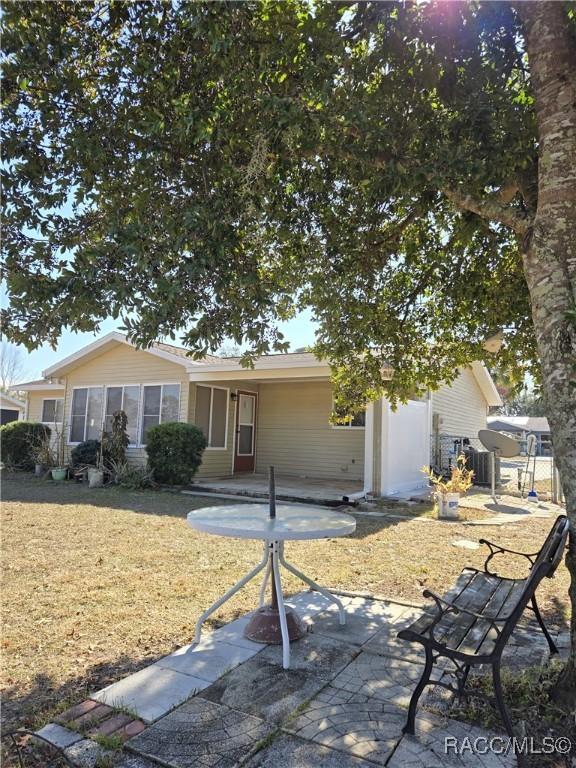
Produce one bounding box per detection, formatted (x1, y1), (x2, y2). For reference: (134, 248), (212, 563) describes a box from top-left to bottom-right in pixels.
(430, 433), (565, 506)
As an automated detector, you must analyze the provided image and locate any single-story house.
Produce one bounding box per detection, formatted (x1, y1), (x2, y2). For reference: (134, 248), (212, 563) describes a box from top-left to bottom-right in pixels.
(487, 415), (552, 456)
(16, 332), (501, 499)
(0, 392), (26, 425)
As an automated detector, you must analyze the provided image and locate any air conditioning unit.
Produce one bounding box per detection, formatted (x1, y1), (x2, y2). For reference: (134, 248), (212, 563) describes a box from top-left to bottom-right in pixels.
(464, 450), (500, 487)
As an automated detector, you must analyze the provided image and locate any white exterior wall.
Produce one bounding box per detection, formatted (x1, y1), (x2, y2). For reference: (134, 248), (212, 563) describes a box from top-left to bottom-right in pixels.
(380, 398), (431, 496)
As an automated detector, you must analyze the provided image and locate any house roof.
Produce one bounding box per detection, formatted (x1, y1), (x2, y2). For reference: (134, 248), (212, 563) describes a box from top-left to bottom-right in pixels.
(12, 379), (65, 392)
(0, 392), (26, 409)
(488, 415), (550, 433)
(14, 331), (501, 403)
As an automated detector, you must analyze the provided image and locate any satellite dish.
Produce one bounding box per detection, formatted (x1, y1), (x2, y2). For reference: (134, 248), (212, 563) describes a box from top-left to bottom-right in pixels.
(478, 429), (520, 458)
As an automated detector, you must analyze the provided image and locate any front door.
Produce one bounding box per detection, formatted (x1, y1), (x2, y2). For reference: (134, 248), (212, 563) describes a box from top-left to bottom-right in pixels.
(234, 392), (257, 472)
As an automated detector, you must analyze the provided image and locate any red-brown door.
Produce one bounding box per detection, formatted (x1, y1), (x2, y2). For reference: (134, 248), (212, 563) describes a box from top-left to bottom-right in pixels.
(234, 391), (257, 472)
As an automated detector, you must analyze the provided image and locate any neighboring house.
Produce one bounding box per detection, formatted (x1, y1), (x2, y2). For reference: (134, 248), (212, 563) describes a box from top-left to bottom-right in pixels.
(487, 415), (552, 456)
(0, 392), (26, 425)
(16, 332), (501, 497)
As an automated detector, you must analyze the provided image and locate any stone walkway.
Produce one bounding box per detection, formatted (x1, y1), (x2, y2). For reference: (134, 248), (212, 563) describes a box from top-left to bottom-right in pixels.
(33, 591), (569, 768)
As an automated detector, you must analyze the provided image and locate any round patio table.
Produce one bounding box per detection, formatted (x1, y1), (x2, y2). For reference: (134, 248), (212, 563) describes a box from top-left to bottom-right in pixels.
(187, 503), (356, 669)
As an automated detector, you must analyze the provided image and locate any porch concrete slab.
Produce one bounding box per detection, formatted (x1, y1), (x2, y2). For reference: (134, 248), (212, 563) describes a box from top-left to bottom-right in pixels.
(154, 639), (259, 682)
(258, 632), (358, 680)
(387, 712), (516, 767)
(200, 656), (327, 723)
(188, 473), (363, 504)
(92, 664), (209, 723)
(244, 733), (374, 767)
(310, 597), (414, 647)
(129, 697), (273, 768)
(285, 685), (407, 765)
(329, 651), (426, 708)
(35, 722), (83, 750)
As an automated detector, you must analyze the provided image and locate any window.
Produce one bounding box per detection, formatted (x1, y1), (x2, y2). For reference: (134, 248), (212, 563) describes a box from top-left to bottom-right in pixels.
(140, 384), (180, 444)
(70, 387), (104, 443)
(333, 409), (366, 428)
(105, 386), (140, 445)
(195, 386), (228, 448)
(41, 398), (64, 423)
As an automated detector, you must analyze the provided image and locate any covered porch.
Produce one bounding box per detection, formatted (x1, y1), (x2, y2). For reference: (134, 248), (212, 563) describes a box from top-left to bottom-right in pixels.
(189, 355), (431, 501)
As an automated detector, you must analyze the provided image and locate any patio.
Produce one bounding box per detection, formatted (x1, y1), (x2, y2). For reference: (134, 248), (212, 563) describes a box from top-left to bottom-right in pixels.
(32, 590), (569, 768)
(187, 473), (365, 505)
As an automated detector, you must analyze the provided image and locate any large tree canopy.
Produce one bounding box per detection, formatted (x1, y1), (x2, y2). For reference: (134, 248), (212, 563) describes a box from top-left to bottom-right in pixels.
(3, 1), (539, 402)
(3, 1), (576, 696)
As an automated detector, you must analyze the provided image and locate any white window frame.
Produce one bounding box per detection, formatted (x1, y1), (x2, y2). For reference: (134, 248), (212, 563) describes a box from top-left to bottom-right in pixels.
(236, 392), (257, 456)
(41, 397), (64, 424)
(139, 382), (182, 446)
(330, 400), (366, 430)
(68, 385), (105, 445)
(196, 385), (229, 451)
(104, 384), (144, 447)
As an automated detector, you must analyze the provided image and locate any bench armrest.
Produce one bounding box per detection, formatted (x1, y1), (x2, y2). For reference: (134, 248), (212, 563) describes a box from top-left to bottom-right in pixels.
(478, 538), (539, 576)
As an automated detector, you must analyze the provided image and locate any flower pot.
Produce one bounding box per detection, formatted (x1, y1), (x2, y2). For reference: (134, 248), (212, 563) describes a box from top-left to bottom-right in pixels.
(444, 492), (460, 519)
(88, 467), (104, 488)
(51, 467), (67, 481)
(435, 493), (446, 518)
(35, 463), (45, 478)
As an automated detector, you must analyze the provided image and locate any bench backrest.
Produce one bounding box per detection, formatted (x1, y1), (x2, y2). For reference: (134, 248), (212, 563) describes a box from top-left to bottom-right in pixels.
(530, 515), (570, 579)
(496, 516), (569, 651)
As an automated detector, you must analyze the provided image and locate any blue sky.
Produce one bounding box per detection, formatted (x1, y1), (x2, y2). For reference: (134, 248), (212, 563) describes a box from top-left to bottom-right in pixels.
(12, 309), (319, 382)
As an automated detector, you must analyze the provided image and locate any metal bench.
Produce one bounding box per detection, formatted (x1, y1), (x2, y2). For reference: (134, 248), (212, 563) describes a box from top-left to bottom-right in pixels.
(398, 515), (570, 737)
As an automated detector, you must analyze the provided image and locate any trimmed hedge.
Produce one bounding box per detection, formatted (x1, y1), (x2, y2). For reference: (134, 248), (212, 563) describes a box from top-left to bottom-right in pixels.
(70, 439), (101, 468)
(0, 421), (52, 470)
(145, 422), (206, 485)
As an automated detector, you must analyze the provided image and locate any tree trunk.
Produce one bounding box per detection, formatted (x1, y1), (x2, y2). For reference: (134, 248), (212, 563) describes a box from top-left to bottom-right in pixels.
(518, 2), (576, 704)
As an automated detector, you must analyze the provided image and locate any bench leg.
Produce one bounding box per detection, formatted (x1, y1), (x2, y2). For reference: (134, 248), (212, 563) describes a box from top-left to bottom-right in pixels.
(492, 661), (515, 738)
(402, 646), (433, 735)
(531, 596), (558, 655)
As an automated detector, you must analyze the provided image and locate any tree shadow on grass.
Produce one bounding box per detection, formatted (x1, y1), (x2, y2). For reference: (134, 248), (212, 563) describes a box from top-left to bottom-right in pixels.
(1, 650), (166, 734)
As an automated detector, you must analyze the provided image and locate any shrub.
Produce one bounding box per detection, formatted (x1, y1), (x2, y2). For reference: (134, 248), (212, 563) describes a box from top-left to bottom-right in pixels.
(0, 421), (52, 470)
(70, 439), (101, 468)
(145, 422), (206, 485)
(102, 410), (130, 465)
(108, 459), (155, 489)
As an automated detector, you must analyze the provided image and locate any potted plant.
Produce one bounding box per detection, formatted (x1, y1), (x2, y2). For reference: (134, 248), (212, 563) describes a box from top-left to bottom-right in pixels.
(50, 424), (68, 481)
(422, 455), (474, 520)
(87, 441), (105, 488)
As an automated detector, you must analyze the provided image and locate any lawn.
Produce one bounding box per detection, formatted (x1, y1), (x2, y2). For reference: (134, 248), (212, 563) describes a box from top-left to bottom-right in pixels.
(1, 472), (570, 733)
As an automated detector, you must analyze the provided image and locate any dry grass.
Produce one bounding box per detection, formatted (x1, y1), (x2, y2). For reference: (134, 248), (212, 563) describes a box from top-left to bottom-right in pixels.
(1, 472), (570, 733)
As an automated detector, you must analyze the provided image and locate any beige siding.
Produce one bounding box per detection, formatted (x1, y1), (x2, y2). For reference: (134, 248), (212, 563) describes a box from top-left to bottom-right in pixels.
(189, 381), (259, 478)
(255, 381), (364, 480)
(63, 344), (190, 462)
(431, 367), (488, 437)
(27, 390), (65, 424)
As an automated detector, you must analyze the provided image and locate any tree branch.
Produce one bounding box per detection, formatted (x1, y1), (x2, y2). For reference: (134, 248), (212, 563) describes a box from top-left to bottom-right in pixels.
(441, 187), (533, 236)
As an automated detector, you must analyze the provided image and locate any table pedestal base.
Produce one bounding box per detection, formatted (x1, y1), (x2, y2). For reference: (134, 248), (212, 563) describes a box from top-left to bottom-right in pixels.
(244, 605), (307, 644)
(193, 539), (345, 669)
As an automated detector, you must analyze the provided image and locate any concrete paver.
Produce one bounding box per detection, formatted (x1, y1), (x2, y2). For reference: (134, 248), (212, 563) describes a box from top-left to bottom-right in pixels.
(258, 631), (358, 680)
(93, 664), (209, 723)
(285, 685), (407, 765)
(200, 655), (327, 723)
(244, 733), (374, 767)
(129, 697), (273, 768)
(154, 638), (258, 682)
